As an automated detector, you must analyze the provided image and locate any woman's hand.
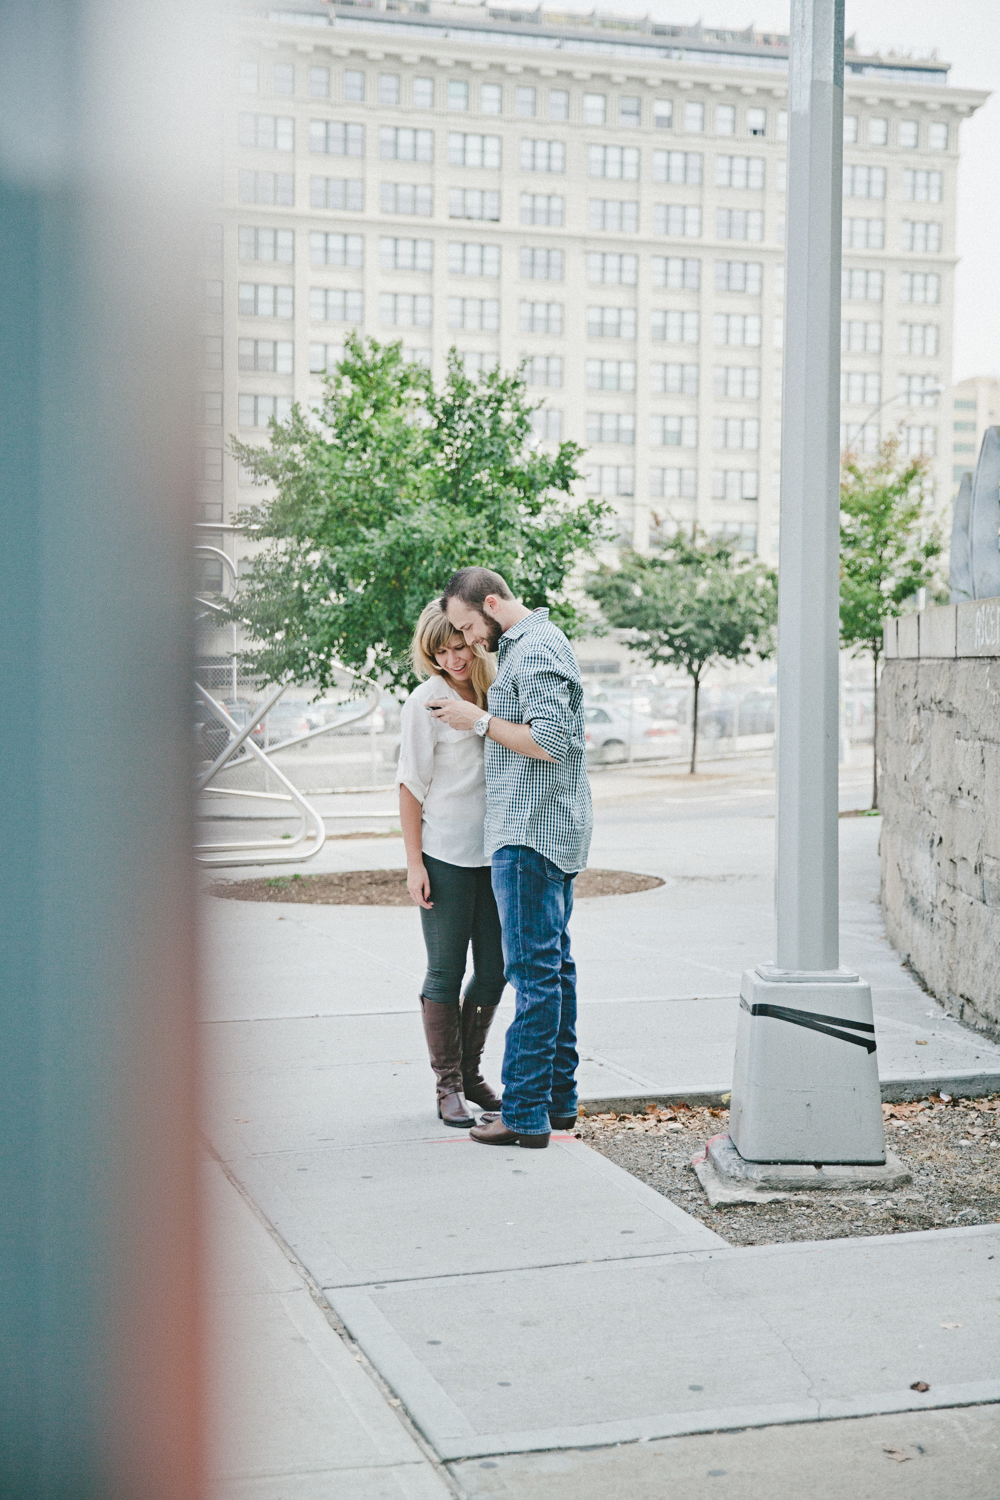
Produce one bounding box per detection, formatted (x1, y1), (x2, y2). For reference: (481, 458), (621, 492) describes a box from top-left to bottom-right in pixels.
(407, 862), (433, 909)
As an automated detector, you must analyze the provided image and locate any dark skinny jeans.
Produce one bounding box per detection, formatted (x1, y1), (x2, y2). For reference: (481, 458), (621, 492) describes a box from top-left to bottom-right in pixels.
(419, 852), (507, 1008)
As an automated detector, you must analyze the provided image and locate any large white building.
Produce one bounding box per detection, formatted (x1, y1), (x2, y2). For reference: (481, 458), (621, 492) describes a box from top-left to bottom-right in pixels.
(198, 2), (988, 566)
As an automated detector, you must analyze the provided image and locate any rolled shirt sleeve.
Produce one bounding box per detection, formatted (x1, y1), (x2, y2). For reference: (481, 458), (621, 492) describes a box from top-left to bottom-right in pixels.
(518, 659), (573, 763)
(396, 692), (436, 803)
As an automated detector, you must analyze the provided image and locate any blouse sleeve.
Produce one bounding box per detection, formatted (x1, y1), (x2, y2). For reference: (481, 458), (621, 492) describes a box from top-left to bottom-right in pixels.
(395, 691), (437, 804)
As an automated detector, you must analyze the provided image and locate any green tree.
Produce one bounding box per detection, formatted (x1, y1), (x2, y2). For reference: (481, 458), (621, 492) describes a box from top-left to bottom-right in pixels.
(586, 532), (778, 773)
(840, 435), (941, 809)
(227, 335), (609, 692)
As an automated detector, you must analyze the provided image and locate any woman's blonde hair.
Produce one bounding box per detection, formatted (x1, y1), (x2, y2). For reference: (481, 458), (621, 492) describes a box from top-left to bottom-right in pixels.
(410, 600), (496, 708)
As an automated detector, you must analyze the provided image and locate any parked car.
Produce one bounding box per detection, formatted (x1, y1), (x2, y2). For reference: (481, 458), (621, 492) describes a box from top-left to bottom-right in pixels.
(698, 688), (776, 740)
(584, 704), (682, 764)
(194, 699), (266, 763)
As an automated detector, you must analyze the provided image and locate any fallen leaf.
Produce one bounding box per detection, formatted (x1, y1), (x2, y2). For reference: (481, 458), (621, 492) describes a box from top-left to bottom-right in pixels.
(915, 1039), (928, 1045)
(882, 1447), (911, 1463)
(940, 1322), (962, 1329)
(910, 1381), (930, 1393)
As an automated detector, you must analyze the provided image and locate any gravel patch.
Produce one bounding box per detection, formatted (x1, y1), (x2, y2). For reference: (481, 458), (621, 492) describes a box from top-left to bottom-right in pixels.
(576, 1095), (1000, 1246)
(210, 867), (664, 905)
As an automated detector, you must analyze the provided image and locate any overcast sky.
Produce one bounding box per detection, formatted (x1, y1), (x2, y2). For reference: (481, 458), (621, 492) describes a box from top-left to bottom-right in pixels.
(557, 0), (1000, 382)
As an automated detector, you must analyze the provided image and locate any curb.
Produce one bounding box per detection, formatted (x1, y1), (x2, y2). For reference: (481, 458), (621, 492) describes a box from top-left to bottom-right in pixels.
(579, 1071), (1000, 1114)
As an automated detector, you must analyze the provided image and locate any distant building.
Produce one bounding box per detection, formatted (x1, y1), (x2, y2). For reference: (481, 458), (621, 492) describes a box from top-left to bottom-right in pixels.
(952, 375), (1000, 489)
(199, 2), (989, 563)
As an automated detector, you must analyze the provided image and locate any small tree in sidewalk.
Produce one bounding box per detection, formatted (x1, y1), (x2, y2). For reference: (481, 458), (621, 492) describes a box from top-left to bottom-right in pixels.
(586, 532), (778, 773)
(840, 436), (942, 810)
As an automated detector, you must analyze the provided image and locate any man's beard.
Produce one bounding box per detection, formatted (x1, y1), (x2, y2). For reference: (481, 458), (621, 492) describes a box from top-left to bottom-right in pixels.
(479, 612), (503, 652)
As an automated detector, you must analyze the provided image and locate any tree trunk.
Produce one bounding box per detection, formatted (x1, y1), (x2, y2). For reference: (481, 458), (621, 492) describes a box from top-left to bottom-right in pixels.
(689, 672), (701, 775)
(871, 645), (880, 811)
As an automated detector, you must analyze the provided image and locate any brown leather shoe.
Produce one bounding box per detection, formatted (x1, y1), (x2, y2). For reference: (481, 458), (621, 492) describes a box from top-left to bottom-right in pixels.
(419, 997), (474, 1128)
(470, 1114), (549, 1149)
(460, 998), (503, 1111)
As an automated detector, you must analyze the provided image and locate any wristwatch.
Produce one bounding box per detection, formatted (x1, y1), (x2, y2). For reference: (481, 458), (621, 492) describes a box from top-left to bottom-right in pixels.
(473, 713), (491, 738)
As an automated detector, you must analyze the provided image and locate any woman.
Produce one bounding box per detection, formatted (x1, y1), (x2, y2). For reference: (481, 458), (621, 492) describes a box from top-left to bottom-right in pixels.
(396, 601), (505, 1127)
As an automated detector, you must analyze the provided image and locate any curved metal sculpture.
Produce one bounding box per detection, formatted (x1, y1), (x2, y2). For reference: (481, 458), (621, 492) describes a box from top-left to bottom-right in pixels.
(951, 426), (1000, 602)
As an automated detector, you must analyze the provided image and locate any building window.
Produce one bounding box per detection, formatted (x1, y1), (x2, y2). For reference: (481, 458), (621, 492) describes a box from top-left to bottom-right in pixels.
(747, 107), (766, 137)
(238, 339), (293, 374)
(715, 260), (762, 294)
(273, 63), (294, 95)
(520, 138), (565, 173)
(308, 287), (362, 322)
(654, 150), (702, 185)
(379, 126), (433, 162)
(521, 247), (564, 280)
(380, 293), (432, 327)
(383, 182), (434, 216)
(310, 176), (363, 211)
(587, 359), (636, 392)
(519, 300), (562, 334)
(516, 87), (536, 118)
(549, 89), (569, 121)
(521, 193), (563, 227)
(776, 110), (787, 141)
(239, 226), (294, 263)
(447, 297), (499, 331)
(716, 209), (763, 242)
(587, 253), (637, 286)
(460, 352), (499, 376)
(413, 77), (434, 109)
(843, 115), (858, 144)
(309, 342), (344, 373)
(840, 320), (882, 353)
(587, 412), (634, 444)
(309, 232), (363, 267)
(899, 374), (940, 407)
(239, 114), (294, 151)
(899, 120), (919, 149)
(310, 120), (364, 156)
(379, 73), (400, 106)
(901, 272), (940, 305)
(447, 79), (469, 112)
(652, 362), (698, 395)
(654, 204), (702, 237)
(449, 188), (500, 221)
(238, 394), (292, 428)
(587, 465), (634, 497)
(868, 117), (888, 146)
(684, 102), (704, 133)
(530, 409), (562, 441)
(716, 155), (765, 189)
(481, 83), (502, 115)
(449, 241), (499, 276)
(902, 221), (942, 253)
(712, 417), (758, 450)
(903, 425), (937, 457)
(715, 104), (735, 136)
(842, 268), (883, 303)
(713, 314), (762, 346)
(654, 100), (673, 130)
(343, 69), (365, 103)
(239, 170), (294, 206)
(713, 366), (760, 399)
(840, 371), (880, 405)
(238, 283), (293, 318)
(587, 306), (637, 340)
(903, 170), (942, 203)
(199, 448), (223, 483)
(309, 67), (330, 99)
(929, 122), (948, 151)
(199, 391), (222, 426)
(651, 467), (697, 499)
(202, 335), (223, 370)
(238, 62), (259, 94)
(652, 309), (699, 343)
(583, 93), (606, 126)
(589, 198), (638, 232)
(842, 218), (884, 250)
(652, 256), (700, 290)
(381, 237), (433, 272)
(619, 95), (641, 128)
(523, 355), (563, 387)
(448, 132), (501, 168)
(843, 164), (886, 199)
(900, 323), (939, 356)
(202, 221), (222, 261)
(711, 470), (758, 500)
(588, 145), (639, 180)
(840, 422), (879, 453)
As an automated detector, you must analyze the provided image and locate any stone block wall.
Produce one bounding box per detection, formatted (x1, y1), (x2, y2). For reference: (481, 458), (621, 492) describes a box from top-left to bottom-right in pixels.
(879, 601), (1000, 1038)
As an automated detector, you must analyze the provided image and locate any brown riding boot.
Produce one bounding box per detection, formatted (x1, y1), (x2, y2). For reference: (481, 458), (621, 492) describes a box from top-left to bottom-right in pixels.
(460, 998), (503, 1112)
(419, 998), (474, 1127)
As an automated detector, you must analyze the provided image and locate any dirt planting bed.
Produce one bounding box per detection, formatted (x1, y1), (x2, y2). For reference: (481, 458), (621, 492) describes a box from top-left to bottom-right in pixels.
(211, 867), (664, 906)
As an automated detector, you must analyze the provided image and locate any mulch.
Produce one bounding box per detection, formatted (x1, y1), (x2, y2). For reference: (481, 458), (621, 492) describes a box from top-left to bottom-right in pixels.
(210, 867), (664, 906)
(576, 1095), (1000, 1246)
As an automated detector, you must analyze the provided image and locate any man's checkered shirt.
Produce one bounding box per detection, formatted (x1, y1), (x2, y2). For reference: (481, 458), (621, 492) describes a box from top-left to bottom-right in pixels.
(484, 609), (592, 874)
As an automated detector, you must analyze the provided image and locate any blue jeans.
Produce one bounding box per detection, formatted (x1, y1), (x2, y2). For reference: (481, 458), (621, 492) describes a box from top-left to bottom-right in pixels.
(490, 845), (579, 1135)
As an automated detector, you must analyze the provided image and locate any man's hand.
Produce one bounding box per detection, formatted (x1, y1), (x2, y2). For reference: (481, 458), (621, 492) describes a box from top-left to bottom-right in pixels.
(427, 698), (482, 731)
(406, 862), (433, 909)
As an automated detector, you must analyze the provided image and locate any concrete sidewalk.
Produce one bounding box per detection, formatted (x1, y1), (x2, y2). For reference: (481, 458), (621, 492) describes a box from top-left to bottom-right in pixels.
(204, 763), (1000, 1494)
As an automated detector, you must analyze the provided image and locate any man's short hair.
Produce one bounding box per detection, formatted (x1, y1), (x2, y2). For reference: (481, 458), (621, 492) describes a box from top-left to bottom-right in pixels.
(441, 567), (513, 614)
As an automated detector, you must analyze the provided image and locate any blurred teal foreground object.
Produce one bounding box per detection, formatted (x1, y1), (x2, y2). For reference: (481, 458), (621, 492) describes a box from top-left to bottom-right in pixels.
(0, 1), (206, 1494)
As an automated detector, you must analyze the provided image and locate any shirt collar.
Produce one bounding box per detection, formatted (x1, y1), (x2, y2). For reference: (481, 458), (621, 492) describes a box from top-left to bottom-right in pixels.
(499, 607), (549, 650)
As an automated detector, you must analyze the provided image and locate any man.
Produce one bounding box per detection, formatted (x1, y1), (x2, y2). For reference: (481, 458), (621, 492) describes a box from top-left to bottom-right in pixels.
(428, 567), (592, 1148)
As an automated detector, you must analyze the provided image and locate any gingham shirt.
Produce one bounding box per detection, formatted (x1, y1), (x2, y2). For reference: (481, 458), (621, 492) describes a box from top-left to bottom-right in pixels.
(484, 609), (592, 874)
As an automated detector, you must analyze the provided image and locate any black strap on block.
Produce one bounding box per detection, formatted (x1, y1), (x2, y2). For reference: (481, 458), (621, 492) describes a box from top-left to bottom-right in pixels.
(740, 995), (877, 1054)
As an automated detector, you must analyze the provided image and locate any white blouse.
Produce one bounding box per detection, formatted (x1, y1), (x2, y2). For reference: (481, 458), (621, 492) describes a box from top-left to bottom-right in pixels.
(395, 675), (489, 868)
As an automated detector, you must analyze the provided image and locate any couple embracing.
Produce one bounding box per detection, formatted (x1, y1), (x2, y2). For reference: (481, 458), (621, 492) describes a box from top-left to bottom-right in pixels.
(396, 567), (592, 1149)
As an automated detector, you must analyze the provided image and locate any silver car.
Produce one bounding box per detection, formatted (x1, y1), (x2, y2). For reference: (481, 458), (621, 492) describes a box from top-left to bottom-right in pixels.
(584, 704), (682, 764)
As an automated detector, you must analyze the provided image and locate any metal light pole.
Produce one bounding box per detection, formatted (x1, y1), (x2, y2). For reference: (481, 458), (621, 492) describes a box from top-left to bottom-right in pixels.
(726, 0), (887, 1168)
